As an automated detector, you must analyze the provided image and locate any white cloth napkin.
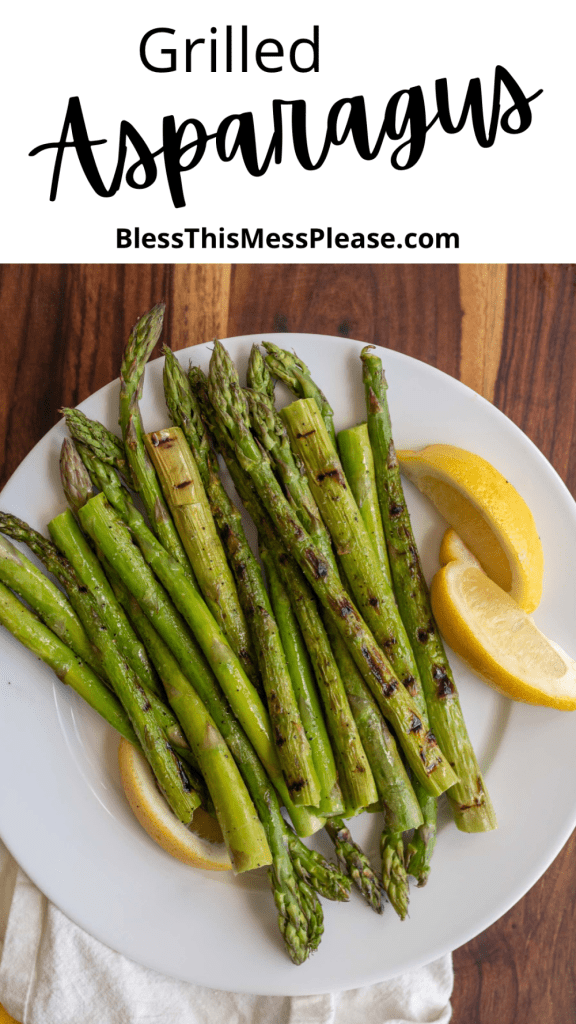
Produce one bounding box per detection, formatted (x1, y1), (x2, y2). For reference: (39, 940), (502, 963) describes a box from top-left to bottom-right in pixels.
(0, 839), (453, 1024)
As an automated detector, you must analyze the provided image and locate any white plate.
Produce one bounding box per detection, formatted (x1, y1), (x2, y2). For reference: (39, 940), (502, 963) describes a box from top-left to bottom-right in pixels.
(1, 333), (576, 996)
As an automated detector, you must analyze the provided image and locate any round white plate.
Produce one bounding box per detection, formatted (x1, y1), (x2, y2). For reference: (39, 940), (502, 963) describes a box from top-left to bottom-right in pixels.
(1, 334), (576, 995)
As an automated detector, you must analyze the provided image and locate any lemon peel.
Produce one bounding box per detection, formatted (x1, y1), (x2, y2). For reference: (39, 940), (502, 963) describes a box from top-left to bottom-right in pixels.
(439, 528), (484, 571)
(119, 738), (232, 870)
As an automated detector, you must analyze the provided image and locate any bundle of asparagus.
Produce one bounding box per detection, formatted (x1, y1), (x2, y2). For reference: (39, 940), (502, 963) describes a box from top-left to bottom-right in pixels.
(0, 304), (496, 966)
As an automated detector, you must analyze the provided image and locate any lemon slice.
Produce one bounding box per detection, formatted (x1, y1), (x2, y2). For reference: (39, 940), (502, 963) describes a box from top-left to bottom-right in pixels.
(439, 528), (483, 571)
(398, 444), (543, 612)
(118, 739), (232, 870)
(430, 561), (576, 710)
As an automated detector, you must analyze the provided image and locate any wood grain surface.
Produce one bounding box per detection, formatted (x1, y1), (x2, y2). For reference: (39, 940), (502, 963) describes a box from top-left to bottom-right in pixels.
(1, 263), (576, 1023)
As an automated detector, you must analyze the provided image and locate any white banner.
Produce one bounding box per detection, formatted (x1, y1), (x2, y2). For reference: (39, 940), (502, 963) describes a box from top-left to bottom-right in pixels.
(1, 0), (572, 262)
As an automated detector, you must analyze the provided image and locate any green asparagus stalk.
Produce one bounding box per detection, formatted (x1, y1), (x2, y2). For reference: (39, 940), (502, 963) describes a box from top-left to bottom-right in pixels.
(77, 497), (326, 961)
(0, 532), (102, 677)
(163, 348), (266, 694)
(106, 573), (271, 873)
(207, 342), (457, 797)
(0, 577), (137, 745)
(325, 818), (384, 914)
(262, 342), (337, 446)
(246, 352), (336, 571)
(322, 616), (422, 832)
(336, 423), (438, 884)
(271, 548), (378, 812)
(283, 398), (421, 698)
(325, 611), (421, 903)
(48, 509), (163, 700)
(260, 545), (344, 817)
(338, 423), (391, 580)
(360, 346), (496, 833)
(199, 537), (323, 809)
(144, 426), (257, 684)
(119, 304), (195, 578)
(99, 561), (204, 781)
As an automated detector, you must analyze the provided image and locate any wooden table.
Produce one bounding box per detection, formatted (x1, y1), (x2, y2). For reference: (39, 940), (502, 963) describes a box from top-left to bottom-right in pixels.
(1, 263), (575, 1023)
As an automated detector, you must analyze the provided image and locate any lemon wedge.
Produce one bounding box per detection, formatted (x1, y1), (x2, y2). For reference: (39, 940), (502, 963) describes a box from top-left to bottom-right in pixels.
(430, 561), (576, 710)
(119, 738), (232, 870)
(439, 528), (483, 571)
(398, 444), (543, 612)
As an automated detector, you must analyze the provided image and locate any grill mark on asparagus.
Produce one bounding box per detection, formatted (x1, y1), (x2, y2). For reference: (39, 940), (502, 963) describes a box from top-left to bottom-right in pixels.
(304, 547), (329, 579)
(172, 753), (193, 792)
(389, 502), (404, 518)
(420, 746), (442, 771)
(359, 643), (398, 697)
(328, 594), (355, 620)
(403, 674), (418, 696)
(288, 777), (308, 794)
(174, 479), (192, 489)
(432, 664), (455, 698)
(458, 795), (485, 809)
(316, 468), (347, 487)
(295, 429), (316, 439)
